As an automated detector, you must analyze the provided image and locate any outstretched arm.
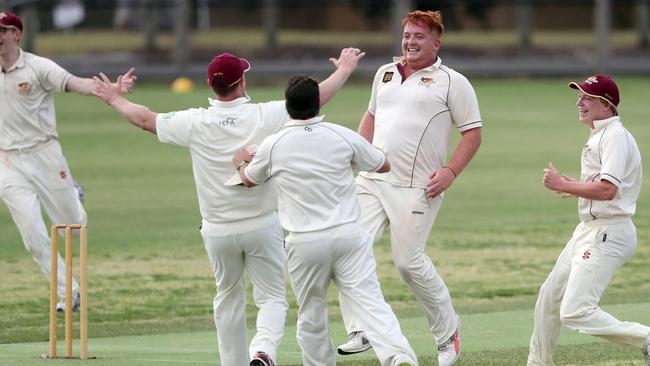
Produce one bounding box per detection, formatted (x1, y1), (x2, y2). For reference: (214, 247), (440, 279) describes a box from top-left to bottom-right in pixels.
(319, 47), (365, 106)
(92, 72), (157, 134)
(426, 127), (482, 199)
(67, 67), (137, 96)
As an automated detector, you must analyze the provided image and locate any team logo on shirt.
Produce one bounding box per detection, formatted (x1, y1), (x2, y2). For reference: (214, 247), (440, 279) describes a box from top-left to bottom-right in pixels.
(219, 117), (236, 127)
(583, 144), (591, 157)
(582, 249), (591, 260)
(419, 77), (434, 87)
(161, 112), (175, 119)
(18, 82), (32, 93)
(59, 170), (67, 179)
(382, 72), (394, 83)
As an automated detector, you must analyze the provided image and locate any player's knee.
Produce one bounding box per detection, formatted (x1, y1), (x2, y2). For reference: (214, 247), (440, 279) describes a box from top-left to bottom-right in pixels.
(559, 305), (596, 327)
(394, 255), (427, 280)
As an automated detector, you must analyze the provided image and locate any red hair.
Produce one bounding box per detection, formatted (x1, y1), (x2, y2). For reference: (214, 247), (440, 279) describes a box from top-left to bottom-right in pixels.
(402, 10), (444, 35)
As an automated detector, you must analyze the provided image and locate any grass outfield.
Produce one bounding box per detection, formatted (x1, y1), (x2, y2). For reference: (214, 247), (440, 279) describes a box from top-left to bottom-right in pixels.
(1, 77), (649, 365)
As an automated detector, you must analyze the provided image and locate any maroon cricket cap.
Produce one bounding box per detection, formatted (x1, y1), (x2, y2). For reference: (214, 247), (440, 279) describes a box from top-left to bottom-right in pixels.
(0, 11), (23, 32)
(207, 53), (250, 87)
(569, 74), (620, 109)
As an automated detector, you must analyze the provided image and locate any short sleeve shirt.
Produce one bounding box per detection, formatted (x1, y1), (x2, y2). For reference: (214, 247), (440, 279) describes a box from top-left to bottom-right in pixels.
(156, 96), (290, 224)
(360, 57), (482, 188)
(245, 116), (386, 233)
(578, 116), (642, 221)
(0, 50), (71, 150)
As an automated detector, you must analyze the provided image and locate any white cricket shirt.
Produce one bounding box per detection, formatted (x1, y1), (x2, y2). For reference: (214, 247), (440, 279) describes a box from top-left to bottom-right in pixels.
(245, 116), (386, 233)
(359, 57), (482, 188)
(0, 50), (71, 150)
(579, 116), (642, 221)
(156, 96), (289, 226)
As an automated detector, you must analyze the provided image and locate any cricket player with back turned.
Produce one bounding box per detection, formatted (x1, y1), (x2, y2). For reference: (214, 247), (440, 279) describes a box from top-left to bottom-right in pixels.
(235, 74), (419, 366)
(93, 48), (364, 366)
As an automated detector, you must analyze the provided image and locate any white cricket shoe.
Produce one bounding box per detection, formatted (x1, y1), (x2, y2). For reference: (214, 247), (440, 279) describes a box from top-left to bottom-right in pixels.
(437, 320), (461, 366)
(643, 334), (650, 366)
(337, 331), (372, 355)
(56, 292), (80, 313)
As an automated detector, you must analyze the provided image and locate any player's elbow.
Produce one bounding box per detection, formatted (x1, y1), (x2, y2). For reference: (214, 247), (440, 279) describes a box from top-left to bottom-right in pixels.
(240, 172), (257, 188)
(376, 159), (390, 173)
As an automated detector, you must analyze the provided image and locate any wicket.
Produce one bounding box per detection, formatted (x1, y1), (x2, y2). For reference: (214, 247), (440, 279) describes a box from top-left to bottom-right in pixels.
(48, 224), (88, 360)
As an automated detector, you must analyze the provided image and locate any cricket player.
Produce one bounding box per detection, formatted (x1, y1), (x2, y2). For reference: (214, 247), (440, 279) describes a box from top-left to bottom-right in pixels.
(0, 11), (135, 312)
(337, 10), (482, 366)
(235, 75), (418, 366)
(527, 75), (650, 366)
(92, 50), (364, 366)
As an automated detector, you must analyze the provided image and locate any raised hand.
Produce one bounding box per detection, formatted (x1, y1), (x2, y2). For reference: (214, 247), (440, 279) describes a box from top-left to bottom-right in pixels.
(119, 67), (137, 94)
(92, 72), (122, 105)
(329, 47), (365, 72)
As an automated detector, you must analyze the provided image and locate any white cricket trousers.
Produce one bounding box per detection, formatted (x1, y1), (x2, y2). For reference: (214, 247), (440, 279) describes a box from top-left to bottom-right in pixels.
(340, 176), (458, 344)
(528, 218), (650, 366)
(0, 139), (86, 299)
(285, 222), (419, 366)
(201, 214), (288, 366)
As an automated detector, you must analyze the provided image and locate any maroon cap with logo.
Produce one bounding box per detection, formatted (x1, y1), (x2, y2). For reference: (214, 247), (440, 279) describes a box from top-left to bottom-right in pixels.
(0, 11), (23, 32)
(207, 53), (250, 87)
(569, 74), (620, 108)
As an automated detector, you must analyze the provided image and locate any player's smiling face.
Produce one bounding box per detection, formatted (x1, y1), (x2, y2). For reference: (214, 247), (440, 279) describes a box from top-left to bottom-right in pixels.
(402, 21), (440, 70)
(0, 27), (20, 56)
(576, 91), (612, 124)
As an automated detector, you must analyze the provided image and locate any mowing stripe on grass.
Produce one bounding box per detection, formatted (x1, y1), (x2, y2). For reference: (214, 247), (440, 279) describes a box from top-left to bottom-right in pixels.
(1, 302), (648, 365)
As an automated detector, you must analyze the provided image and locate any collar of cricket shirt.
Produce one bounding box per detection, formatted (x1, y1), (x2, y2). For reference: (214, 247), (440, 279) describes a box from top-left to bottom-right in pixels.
(208, 93), (251, 108)
(284, 115), (324, 127)
(392, 55), (441, 72)
(592, 115), (620, 132)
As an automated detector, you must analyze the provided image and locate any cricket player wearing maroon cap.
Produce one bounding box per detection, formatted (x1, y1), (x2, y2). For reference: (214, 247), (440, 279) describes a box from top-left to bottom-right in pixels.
(0, 11), (135, 312)
(528, 75), (650, 366)
(92, 48), (365, 366)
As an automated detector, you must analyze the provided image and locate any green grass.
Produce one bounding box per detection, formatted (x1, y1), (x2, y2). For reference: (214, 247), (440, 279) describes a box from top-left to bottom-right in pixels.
(2, 303), (649, 365)
(1, 77), (649, 365)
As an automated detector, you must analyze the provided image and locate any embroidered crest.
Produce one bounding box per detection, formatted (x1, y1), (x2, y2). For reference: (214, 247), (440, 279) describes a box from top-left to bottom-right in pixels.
(59, 170), (67, 179)
(419, 77), (434, 87)
(585, 76), (598, 85)
(18, 82), (31, 93)
(583, 144), (591, 157)
(382, 72), (394, 83)
(582, 250), (591, 260)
